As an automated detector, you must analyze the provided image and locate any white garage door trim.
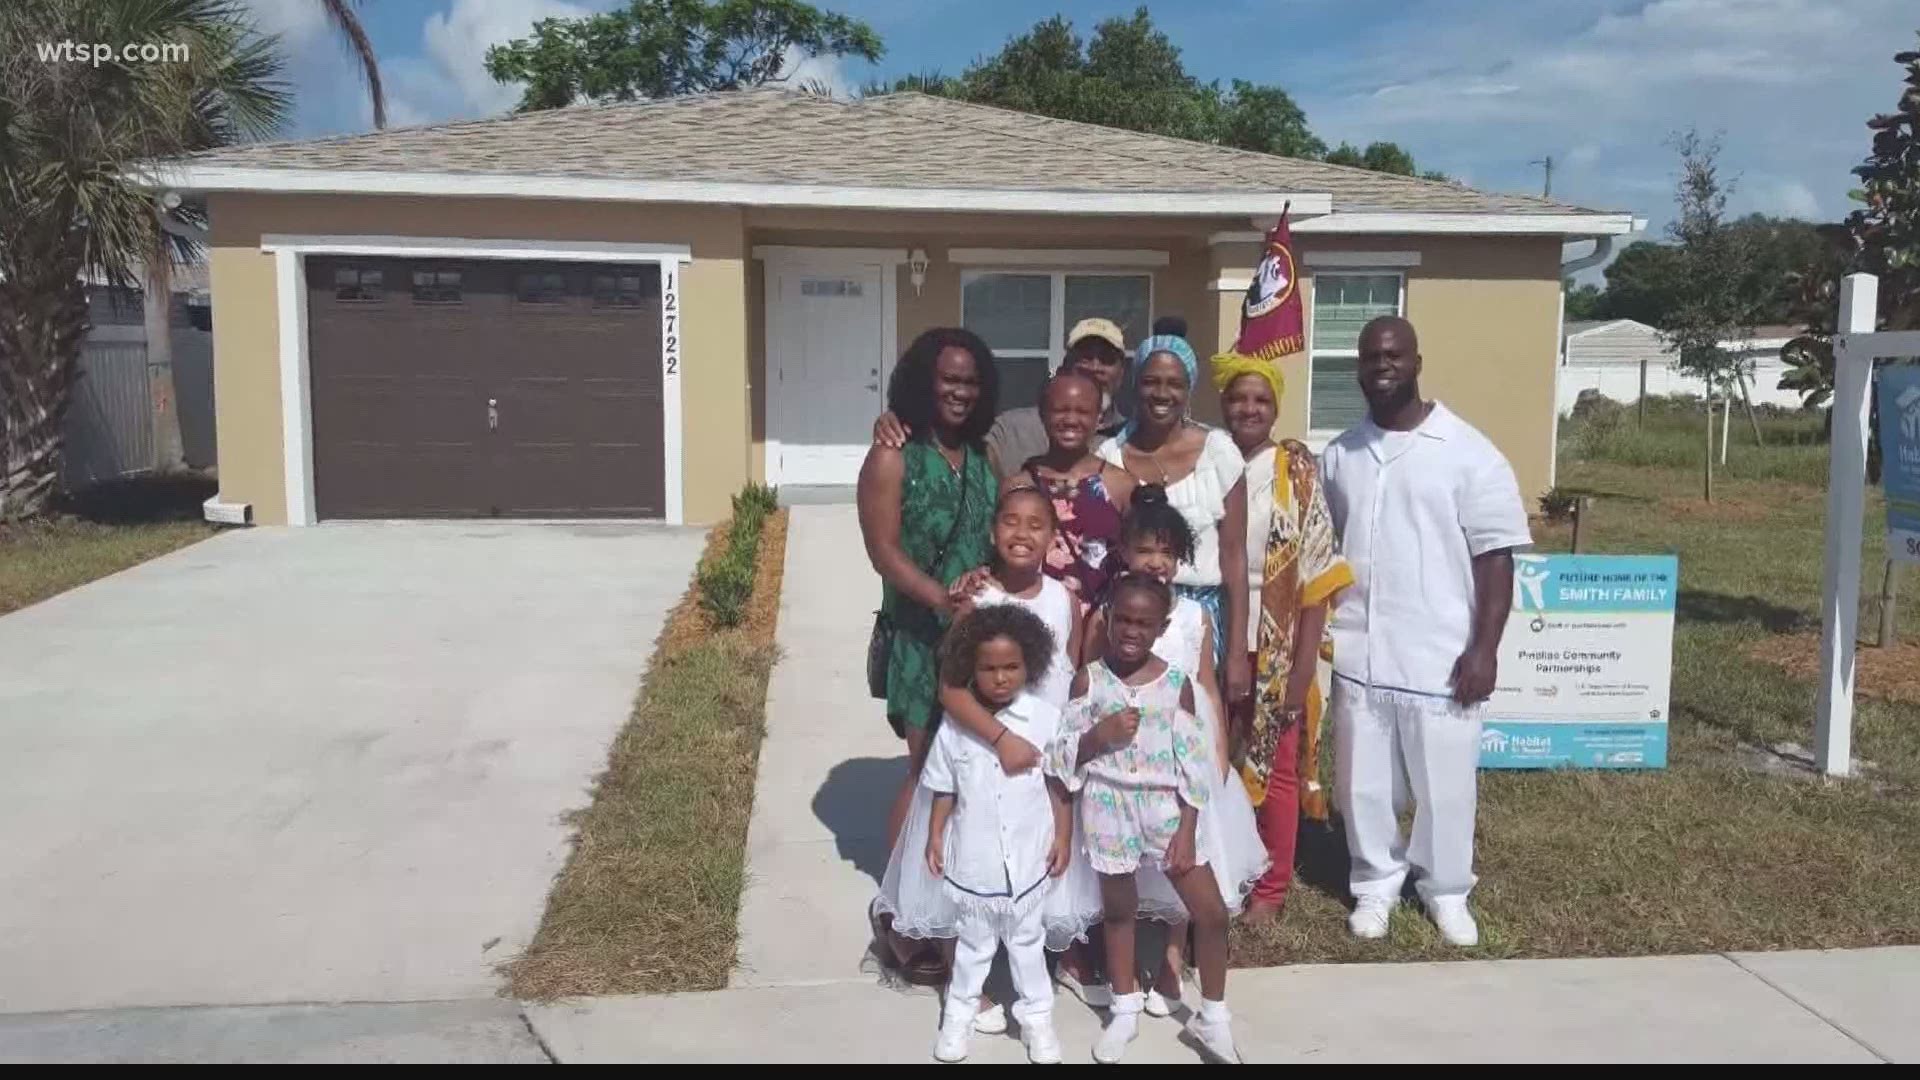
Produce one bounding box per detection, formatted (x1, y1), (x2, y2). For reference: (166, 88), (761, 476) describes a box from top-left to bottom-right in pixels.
(260, 235), (693, 525)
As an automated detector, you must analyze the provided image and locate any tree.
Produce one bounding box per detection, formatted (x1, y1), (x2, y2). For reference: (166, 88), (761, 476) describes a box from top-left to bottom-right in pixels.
(484, 0), (883, 111)
(1325, 140), (1418, 176)
(1842, 32), (1919, 644)
(321, 0), (385, 129)
(0, 0), (287, 519)
(1213, 79), (1325, 160)
(1597, 240), (1688, 324)
(898, 8), (1434, 176)
(1563, 280), (1605, 321)
(1655, 130), (1756, 503)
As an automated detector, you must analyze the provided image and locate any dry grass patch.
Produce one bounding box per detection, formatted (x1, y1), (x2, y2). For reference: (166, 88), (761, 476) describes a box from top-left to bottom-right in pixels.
(1748, 633), (1920, 706)
(506, 508), (787, 999)
(1, 476), (218, 616)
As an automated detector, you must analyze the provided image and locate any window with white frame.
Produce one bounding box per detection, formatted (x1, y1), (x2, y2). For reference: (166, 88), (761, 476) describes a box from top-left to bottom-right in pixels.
(961, 271), (1151, 411)
(1309, 272), (1404, 433)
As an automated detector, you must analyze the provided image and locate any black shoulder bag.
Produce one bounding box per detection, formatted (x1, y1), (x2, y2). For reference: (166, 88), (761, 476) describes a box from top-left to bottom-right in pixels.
(867, 461), (973, 700)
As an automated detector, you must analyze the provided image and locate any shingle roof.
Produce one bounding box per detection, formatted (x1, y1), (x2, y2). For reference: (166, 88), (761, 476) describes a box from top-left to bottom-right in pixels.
(174, 88), (1615, 217)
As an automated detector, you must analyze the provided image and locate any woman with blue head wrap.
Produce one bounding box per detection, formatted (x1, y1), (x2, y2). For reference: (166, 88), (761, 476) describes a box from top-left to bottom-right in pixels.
(1098, 315), (1251, 707)
(1093, 317), (1265, 1025)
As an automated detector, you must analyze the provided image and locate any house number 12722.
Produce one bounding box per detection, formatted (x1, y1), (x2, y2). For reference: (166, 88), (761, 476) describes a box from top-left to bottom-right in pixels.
(662, 268), (680, 376)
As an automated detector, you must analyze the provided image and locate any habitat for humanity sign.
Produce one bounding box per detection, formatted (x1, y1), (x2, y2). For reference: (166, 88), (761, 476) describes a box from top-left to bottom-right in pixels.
(1882, 364), (1920, 565)
(1480, 554), (1677, 769)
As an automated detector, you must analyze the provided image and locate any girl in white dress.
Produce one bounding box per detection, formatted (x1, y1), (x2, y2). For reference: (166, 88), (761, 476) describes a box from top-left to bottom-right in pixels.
(1082, 484), (1268, 1020)
(876, 487), (1094, 1038)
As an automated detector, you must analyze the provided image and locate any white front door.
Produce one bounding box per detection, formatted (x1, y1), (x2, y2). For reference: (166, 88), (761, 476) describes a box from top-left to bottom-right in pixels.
(767, 259), (892, 486)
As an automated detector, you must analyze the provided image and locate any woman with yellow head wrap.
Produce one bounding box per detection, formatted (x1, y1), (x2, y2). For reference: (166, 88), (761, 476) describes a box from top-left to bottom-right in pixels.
(1210, 350), (1352, 923)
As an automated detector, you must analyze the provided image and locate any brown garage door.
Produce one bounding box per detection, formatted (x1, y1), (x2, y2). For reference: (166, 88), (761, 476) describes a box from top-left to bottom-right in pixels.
(307, 257), (664, 519)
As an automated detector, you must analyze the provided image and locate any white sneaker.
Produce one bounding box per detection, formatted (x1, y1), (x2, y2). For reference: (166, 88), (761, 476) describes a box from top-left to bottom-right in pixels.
(1427, 898), (1480, 947)
(1056, 967), (1113, 1008)
(1348, 896), (1393, 939)
(1185, 1011), (1241, 1063)
(973, 1003), (1007, 1034)
(1143, 987), (1182, 1018)
(1022, 1015), (1064, 1064)
(934, 1012), (972, 1062)
(1092, 996), (1141, 1064)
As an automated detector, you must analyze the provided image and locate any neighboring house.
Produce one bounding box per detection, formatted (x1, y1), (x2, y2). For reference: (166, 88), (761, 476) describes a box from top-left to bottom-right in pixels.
(153, 88), (1636, 526)
(69, 264), (217, 489)
(1559, 318), (1808, 414)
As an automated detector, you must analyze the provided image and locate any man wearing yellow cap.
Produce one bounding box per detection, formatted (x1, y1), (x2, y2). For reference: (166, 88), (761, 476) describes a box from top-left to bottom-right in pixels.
(872, 318), (1129, 481)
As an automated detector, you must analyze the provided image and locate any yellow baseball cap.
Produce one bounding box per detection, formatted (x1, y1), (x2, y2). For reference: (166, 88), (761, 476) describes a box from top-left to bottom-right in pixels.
(1067, 317), (1126, 351)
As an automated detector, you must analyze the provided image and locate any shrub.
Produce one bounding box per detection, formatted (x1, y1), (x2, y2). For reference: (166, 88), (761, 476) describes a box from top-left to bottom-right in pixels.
(698, 544), (756, 627)
(698, 483), (780, 628)
(1539, 488), (1579, 523)
(734, 483), (779, 518)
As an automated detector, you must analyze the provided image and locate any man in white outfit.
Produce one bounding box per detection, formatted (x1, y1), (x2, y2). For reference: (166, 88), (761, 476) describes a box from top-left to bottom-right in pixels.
(1319, 316), (1531, 947)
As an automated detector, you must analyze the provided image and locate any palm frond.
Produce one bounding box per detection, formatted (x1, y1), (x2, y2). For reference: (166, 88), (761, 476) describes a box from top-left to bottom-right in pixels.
(320, 0), (385, 128)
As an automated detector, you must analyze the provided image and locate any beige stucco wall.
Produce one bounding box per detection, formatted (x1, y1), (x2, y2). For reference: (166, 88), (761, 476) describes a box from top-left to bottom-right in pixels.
(206, 192), (1563, 525)
(208, 242), (287, 525)
(205, 193), (749, 524)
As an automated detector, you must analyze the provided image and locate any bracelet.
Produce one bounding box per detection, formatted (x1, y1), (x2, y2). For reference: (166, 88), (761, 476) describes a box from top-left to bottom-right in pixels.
(992, 726), (1007, 747)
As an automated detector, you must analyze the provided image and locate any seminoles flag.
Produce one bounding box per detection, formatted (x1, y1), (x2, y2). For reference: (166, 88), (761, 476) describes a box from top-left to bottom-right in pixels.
(1232, 208), (1306, 360)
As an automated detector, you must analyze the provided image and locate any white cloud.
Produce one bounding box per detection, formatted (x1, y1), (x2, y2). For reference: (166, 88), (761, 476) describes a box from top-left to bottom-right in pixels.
(1741, 177), (1825, 220)
(1297, 0), (1908, 241)
(242, 0), (331, 51)
(781, 45), (855, 99)
(387, 0), (591, 125)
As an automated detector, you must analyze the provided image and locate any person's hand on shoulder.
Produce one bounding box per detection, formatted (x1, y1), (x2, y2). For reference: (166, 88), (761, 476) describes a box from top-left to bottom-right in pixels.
(872, 411), (911, 449)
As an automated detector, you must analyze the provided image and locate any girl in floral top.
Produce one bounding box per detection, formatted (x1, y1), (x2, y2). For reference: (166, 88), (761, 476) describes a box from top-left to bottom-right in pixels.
(1015, 369), (1134, 606)
(1050, 573), (1241, 1064)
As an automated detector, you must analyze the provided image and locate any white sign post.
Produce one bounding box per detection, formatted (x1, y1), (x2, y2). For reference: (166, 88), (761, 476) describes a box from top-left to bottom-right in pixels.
(1817, 273), (1920, 777)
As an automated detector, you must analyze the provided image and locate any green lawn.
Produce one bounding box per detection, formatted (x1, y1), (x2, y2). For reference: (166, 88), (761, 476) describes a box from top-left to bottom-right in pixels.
(1232, 403), (1920, 966)
(0, 476), (218, 616)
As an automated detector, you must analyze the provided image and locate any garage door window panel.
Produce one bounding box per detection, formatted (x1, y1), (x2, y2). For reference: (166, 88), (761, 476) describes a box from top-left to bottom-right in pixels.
(333, 266), (384, 303)
(411, 268), (464, 305)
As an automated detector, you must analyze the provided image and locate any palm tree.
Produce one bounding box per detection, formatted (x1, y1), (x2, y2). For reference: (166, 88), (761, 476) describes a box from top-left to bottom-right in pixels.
(0, 0), (288, 519)
(321, 0), (384, 129)
(143, 1), (380, 478)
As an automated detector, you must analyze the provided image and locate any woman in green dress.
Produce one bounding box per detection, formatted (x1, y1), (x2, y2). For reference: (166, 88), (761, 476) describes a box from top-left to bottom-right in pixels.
(857, 328), (1006, 846)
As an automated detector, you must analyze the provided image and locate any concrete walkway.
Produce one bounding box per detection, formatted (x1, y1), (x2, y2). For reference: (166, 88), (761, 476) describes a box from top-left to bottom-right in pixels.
(0, 523), (700, 1022)
(564, 503), (1916, 1064)
(733, 504), (901, 987)
(526, 947), (1916, 1062)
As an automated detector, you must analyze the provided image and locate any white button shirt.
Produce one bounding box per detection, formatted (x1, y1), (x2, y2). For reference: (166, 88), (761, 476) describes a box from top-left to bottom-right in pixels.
(1320, 402), (1533, 697)
(920, 691), (1062, 900)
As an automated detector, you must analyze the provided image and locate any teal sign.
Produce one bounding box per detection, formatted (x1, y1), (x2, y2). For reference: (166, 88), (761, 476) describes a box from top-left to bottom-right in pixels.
(1480, 554), (1677, 770)
(1882, 364), (1920, 565)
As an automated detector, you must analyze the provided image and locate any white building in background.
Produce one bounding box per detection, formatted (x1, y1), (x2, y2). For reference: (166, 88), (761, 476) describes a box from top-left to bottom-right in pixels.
(1558, 318), (1810, 414)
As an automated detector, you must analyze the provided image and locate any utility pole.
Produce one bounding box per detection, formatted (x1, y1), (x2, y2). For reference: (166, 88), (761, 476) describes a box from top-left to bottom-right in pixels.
(1530, 155), (1554, 198)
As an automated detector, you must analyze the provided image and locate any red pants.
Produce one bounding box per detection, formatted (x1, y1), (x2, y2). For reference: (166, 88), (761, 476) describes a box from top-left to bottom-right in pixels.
(1250, 716), (1302, 906)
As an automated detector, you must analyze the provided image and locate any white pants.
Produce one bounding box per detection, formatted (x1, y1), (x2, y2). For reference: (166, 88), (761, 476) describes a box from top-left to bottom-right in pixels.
(943, 903), (1054, 1026)
(1332, 677), (1483, 904)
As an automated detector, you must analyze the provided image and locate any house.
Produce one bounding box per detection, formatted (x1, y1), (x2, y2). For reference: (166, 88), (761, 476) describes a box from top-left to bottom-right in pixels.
(151, 88), (1637, 526)
(1559, 318), (1809, 415)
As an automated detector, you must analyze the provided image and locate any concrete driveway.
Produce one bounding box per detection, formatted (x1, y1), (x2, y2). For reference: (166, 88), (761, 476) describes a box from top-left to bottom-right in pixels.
(0, 522), (701, 1014)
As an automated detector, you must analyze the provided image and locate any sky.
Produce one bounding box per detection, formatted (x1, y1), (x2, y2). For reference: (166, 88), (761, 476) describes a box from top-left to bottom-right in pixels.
(246, 0), (1912, 276)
